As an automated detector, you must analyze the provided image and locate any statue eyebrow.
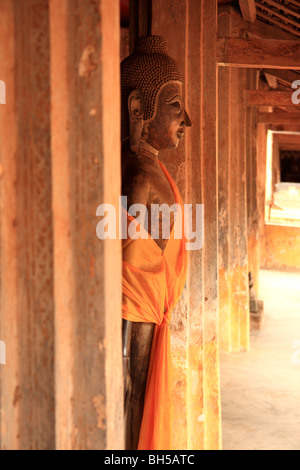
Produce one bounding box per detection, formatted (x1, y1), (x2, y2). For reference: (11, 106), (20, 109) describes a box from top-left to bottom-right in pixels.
(164, 94), (181, 104)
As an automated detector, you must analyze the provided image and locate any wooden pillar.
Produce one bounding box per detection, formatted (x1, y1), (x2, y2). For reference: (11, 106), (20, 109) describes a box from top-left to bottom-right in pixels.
(49, 0), (123, 450)
(152, 0), (221, 450)
(246, 70), (260, 296)
(152, 0), (189, 450)
(229, 71), (249, 351)
(129, 0), (152, 53)
(0, 0), (55, 450)
(218, 12), (231, 352)
(237, 67), (250, 351)
(257, 123), (268, 261)
(200, 0), (221, 451)
(185, 1), (204, 451)
(218, 8), (250, 353)
(272, 139), (280, 195)
(228, 64), (242, 351)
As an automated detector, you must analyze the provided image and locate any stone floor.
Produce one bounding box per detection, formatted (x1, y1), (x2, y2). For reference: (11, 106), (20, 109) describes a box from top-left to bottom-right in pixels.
(220, 269), (300, 451)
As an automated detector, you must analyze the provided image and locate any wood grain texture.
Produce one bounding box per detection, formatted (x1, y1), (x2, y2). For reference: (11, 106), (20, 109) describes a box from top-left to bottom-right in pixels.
(239, 0), (256, 22)
(217, 37), (300, 69)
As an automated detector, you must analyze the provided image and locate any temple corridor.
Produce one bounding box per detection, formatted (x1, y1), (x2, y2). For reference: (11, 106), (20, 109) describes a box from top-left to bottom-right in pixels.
(220, 269), (300, 451)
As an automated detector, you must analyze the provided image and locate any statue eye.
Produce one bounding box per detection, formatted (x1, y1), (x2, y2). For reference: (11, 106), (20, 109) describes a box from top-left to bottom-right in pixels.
(170, 101), (182, 113)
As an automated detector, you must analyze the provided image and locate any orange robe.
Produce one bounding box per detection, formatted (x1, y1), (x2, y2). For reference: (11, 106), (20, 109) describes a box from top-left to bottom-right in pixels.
(122, 161), (188, 450)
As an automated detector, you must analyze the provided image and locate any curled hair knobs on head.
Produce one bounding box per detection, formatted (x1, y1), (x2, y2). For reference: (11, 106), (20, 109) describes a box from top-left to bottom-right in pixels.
(121, 36), (183, 141)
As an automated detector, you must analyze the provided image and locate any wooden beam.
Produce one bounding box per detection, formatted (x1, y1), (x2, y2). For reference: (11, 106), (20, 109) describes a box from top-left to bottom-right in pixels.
(275, 143), (300, 151)
(245, 90), (299, 107)
(239, 0), (256, 23)
(258, 112), (300, 124)
(272, 125), (300, 133)
(273, 133), (300, 144)
(217, 37), (300, 69)
(245, 18), (298, 40)
(276, 106), (300, 114)
(263, 69), (300, 87)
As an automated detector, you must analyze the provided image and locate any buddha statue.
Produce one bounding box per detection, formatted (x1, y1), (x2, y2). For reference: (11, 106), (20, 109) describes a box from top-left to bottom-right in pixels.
(121, 36), (191, 450)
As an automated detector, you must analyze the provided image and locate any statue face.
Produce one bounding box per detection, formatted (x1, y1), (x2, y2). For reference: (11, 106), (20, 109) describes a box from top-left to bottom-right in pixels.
(143, 81), (191, 151)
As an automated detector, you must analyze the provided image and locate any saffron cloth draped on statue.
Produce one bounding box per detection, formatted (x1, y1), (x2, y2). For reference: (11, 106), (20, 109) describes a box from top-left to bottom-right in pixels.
(122, 161), (188, 450)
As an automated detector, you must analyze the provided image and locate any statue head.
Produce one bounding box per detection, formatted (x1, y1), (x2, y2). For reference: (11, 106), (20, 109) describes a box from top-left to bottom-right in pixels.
(121, 36), (191, 153)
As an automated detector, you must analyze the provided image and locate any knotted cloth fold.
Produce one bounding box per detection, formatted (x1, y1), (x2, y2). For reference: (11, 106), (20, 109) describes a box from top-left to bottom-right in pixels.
(122, 161), (188, 450)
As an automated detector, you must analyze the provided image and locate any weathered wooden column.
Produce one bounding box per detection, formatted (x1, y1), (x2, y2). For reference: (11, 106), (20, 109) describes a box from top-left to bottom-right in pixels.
(152, 0), (189, 450)
(229, 69), (250, 351)
(246, 70), (260, 296)
(129, 0), (152, 53)
(199, 0), (221, 451)
(218, 11), (231, 352)
(218, 7), (250, 353)
(228, 64), (242, 351)
(0, 0), (55, 450)
(49, 0), (123, 450)
(152, 0), (221, 450)
(237, 66), (250, 351)
(272, 138), (280, 199)
(257, 122), (268, 275)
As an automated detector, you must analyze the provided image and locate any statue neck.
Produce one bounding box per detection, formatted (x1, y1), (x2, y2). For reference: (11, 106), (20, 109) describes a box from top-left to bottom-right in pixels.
(138, 140), (159, 165)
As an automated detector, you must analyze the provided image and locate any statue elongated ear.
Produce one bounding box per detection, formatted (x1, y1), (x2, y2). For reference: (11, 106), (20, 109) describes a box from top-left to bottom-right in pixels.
(128, 90), (144, 154)
(128, 90), (144, 122)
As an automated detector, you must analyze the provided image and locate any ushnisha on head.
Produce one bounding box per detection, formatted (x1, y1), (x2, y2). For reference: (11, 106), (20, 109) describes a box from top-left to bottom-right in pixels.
(121, 35), (191, 153)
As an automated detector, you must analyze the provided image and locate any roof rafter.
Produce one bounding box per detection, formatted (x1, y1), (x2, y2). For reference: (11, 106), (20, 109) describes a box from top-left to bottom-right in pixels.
(238, 0), (257, 22)
(255, 1), (300, 30)
(256, 10), (300, 38)
(263, 69), (300, 87)
(260, 0), (300, 19)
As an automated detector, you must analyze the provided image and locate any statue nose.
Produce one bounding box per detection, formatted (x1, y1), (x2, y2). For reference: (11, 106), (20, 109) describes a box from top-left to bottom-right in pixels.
(184, 109), (192, 127)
